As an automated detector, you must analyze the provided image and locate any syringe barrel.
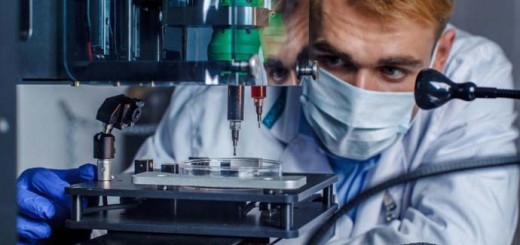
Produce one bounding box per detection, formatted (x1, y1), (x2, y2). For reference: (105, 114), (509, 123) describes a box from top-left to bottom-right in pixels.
(251, 85), (267, 99)
(227, 85), (245, 121)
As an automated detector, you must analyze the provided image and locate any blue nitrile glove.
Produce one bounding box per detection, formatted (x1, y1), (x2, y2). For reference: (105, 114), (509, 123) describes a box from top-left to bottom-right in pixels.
(17, 164), (96, 243)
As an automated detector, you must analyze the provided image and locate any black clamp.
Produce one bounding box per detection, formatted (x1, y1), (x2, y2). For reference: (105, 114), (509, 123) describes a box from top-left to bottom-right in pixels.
(94, 94), (144, 181)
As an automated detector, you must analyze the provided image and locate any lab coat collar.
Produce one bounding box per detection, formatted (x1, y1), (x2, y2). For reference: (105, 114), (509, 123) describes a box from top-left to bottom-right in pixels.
(365, 139), (408, 189)
(351, 140), (408, 235)
(264, 87), (303, 145)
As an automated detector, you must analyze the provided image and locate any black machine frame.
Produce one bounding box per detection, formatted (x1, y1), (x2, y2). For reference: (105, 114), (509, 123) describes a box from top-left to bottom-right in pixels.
(0, 0), (20, 244)
(66, 173), (337, 243)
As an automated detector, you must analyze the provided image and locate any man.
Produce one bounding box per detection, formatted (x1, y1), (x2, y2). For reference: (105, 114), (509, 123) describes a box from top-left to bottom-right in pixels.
(300, 1), (518, 243)
(17, 0), (519, 244)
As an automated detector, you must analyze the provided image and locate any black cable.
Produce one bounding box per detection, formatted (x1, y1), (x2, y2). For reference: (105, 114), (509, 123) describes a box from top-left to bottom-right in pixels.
(270, 237), (283, 245)
(307, 155), (520, 245)
(496, 89), (520, 99)
(241, 202), (257, 217)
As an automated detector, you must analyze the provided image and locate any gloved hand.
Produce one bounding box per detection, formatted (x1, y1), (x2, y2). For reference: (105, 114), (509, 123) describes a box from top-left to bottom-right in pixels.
(17, 164), (96, 244)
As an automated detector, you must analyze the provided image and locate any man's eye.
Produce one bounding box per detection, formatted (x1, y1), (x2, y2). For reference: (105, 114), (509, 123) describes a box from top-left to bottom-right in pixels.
(319, 55), (345, 68)
(269, 67), (289, 84)
(380, 66), (406, 80)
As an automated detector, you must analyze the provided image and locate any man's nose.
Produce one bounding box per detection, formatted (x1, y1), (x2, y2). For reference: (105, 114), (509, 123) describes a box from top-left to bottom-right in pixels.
(350, 71), (376, 91)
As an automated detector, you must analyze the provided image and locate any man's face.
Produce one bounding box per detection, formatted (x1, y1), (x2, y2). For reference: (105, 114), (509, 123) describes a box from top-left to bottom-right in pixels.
(311, 1), (441, 92)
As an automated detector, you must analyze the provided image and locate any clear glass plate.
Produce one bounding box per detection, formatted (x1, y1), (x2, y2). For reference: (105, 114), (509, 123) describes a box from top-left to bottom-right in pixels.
(177, 158), (282, 178)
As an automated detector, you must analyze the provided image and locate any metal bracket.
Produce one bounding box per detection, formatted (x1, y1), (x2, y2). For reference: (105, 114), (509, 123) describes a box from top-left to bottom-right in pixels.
(20, 0), (33, 41)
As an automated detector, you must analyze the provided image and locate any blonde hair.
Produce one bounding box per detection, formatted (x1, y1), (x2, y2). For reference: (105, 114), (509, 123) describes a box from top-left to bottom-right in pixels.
(312, 0), (454, 37)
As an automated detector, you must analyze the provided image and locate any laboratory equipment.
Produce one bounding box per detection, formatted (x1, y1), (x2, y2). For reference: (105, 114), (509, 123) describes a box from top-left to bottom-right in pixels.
(133, 158), (305, 189)
(252, 85), (267, 128)
(415, 68), (520, 110)
(11, 1), (328, 243)
(20, 0), (317, 155)
(94, 94), (144, 181)
(227, 85), (244, 156)
(66, 157), (338, 244)
(175, 157), (282, 178)
(296, 60), (319, 81)
(61, 88), (338, 244)
(250, 55), (268, 128)
(0, 1), (18, 243)
(63, 0), (267, 84)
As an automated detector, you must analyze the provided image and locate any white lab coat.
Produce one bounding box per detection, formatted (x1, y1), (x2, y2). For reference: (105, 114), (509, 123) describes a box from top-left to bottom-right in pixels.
(135, 27), (519, 244)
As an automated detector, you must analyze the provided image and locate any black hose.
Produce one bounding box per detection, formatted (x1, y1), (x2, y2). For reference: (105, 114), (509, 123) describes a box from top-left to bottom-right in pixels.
(307, 156), (520, 245)
(496, 89), (520, 99)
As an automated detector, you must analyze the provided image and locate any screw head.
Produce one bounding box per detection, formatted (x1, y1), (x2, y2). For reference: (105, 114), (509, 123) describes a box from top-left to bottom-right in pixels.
(0, 117), (10, 134)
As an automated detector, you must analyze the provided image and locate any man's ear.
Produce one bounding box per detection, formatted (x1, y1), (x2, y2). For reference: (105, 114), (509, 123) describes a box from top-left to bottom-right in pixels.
(432, 29), (456, 72)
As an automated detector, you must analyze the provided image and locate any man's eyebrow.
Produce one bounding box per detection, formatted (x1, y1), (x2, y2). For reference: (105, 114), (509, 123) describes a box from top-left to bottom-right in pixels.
(264, 58), (285, 69)
(265, 47), (309, 70)
(311, 41), (358, 66)
(313, 41), (424, 68)
(377, 56), (423, 68)
(312, 41), (339, 55)
(296, 46), (310, 61)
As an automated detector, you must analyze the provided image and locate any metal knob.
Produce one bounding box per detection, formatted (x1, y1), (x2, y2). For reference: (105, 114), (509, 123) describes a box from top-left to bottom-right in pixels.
(296, 60), (319, 82)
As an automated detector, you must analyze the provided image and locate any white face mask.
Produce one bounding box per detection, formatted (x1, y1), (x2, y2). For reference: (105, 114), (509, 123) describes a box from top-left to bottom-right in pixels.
(300, 69), (416, 160)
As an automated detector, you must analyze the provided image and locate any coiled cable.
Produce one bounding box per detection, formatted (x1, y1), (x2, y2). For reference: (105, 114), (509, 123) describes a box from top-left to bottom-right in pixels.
(308, 155), (520, 245)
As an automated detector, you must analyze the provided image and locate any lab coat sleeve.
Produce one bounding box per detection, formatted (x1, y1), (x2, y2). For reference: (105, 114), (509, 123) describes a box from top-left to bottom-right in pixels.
(332, 32), (519, 245)
(133, 86), (210, 164)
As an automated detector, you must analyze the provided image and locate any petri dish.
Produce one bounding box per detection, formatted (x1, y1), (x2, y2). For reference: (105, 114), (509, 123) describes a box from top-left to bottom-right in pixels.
(177, 158), (282, 178)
